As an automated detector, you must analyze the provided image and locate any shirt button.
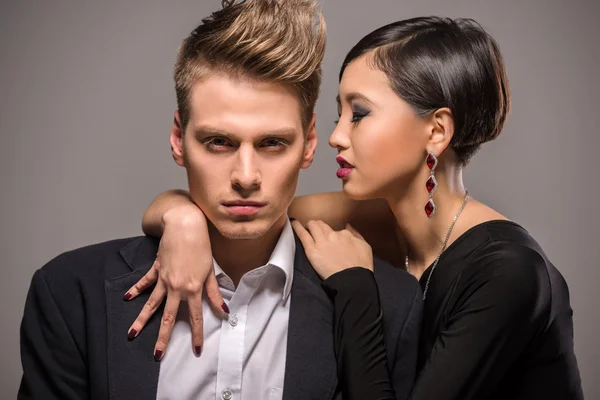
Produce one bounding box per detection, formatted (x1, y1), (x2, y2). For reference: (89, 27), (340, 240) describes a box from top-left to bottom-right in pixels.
(221, 388), (233, 400)
(229, 315), (238, 327)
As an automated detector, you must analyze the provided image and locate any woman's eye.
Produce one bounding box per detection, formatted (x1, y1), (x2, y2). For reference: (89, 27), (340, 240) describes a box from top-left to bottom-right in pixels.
(351, 112), (367, 123)
(350, 114), (362, 123)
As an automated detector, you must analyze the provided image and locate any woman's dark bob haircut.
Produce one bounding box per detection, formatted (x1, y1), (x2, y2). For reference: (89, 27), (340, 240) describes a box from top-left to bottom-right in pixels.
(340, 16), (510, 164)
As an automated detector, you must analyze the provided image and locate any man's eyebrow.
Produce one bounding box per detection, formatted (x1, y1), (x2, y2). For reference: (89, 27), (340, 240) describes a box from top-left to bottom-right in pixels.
(192, 125), (232, 137)
(336, 92), (374, 105)
(256, 128), (299, 138)
(192, 125), (299, 138)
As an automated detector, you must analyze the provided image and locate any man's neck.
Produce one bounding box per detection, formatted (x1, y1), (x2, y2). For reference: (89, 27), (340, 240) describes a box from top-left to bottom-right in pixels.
(209, 217), (287, 286)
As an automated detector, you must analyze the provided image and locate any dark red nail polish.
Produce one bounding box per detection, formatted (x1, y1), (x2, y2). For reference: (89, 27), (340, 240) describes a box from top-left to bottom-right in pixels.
(195, 346), (202, 356)
(221, 303), (230, 314)
(127, 329), (137, 340)
(154, 350), (163, 362)
(289, 217), (296, 222)
(123, 292), (132, 301)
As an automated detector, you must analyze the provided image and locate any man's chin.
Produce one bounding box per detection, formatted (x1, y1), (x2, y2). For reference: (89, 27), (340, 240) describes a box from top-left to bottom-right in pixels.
(213, 220), (271, 240)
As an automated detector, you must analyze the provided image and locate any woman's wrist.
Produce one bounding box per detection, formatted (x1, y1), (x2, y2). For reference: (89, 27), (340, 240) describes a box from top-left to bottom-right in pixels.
(162, 203), (207, 231)
(321, 267), (378, 299)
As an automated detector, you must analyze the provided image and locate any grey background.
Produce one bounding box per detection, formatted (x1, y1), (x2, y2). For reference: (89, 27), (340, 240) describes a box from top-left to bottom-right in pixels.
(1, 0), (598, 398)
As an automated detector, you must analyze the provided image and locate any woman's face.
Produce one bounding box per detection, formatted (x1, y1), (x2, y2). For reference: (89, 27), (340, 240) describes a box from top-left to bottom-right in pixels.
(330, 54), (430, 200)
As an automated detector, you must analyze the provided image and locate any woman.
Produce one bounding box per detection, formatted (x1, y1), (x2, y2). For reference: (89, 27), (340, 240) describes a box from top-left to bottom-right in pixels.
(126, 17), (583, 399)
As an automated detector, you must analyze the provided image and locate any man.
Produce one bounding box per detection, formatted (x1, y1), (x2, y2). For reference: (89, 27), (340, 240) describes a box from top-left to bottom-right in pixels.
(19, 1), (422, 399)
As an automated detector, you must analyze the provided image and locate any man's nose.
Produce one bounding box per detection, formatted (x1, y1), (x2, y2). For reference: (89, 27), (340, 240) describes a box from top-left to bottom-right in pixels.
(231, 146), (262, 192)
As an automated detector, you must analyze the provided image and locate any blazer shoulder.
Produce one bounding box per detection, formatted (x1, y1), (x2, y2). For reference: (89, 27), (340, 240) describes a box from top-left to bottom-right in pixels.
(39, 235), (154, 280)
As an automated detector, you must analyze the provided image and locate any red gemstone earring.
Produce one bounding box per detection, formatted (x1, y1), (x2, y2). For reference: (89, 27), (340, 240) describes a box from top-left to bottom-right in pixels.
(425, 152), (438, 218)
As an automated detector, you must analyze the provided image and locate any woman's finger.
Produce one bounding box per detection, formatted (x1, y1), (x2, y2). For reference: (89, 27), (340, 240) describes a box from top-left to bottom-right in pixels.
(126, 279), (166, 340)
(291, 219), (315, 248)
(153, 292), (181, 361)
(316, 220), (335, 235)
(123, 261), (159, 301)
(187, 292), (204, 357)
(205, 269), (228, 316)
(305, 219), (327, 242)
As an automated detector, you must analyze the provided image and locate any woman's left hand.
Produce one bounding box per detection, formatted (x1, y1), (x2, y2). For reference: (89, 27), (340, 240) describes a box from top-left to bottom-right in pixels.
(292, 219), (374, 279)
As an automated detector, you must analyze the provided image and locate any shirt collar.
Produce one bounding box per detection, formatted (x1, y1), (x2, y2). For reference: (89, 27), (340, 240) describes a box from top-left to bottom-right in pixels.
(267, 218), (295, 300)
(213, 218), (296, 301)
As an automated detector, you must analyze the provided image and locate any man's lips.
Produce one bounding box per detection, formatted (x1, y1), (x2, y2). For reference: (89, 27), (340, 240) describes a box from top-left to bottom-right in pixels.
(336, 156), (354, 179)
(222, 201), (267, 207)
(222, 201), (267, 216)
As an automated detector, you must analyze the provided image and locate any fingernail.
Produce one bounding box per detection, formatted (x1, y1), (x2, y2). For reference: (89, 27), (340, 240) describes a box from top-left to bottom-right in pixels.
(194, 346), (202, 356)
(289, 217), (296, 222)
(123, 292), (132, 301)
(127, 329), (137, 341)
(221, 302), (230, 314)
(154, 350), (163, 362)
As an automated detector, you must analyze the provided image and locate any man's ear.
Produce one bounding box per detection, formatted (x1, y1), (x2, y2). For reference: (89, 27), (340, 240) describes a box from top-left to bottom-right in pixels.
(170, 111), (185, 167)
(300, 113), (318, 169)
(426, 107), (454, 156)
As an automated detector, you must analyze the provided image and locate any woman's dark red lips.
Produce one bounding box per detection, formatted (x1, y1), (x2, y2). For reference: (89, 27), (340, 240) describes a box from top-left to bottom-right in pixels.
(336, 156), (354, 168)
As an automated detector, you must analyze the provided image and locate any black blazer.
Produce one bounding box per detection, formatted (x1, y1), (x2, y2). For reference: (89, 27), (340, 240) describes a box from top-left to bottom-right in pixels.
(19, 234), (422, 400)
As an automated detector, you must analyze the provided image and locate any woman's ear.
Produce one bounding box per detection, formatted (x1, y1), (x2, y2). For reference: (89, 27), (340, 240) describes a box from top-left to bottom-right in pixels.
(427, 107), (454, 155)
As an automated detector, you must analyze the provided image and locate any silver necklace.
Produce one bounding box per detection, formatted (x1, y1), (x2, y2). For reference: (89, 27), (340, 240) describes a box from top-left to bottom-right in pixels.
(405, 191), (470, 300)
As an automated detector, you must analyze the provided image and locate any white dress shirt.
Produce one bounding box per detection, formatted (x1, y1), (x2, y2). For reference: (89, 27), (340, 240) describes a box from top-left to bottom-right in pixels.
(156, 220), (295, 400)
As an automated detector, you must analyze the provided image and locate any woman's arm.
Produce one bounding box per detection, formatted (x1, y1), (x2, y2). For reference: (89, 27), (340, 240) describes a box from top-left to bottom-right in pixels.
(143, 189), (404, 266)
(322, 268), (397, 400)
(131, 188), (403, 360)
(142, 189), (195, 237)
(129, 191), (225, 360)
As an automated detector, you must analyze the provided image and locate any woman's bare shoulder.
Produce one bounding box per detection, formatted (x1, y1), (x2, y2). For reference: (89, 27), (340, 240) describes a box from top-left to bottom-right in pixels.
(290, 192), (404, 266)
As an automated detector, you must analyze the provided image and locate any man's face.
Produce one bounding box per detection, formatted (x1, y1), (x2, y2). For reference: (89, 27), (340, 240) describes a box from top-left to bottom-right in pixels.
(171, 73), (317, 239)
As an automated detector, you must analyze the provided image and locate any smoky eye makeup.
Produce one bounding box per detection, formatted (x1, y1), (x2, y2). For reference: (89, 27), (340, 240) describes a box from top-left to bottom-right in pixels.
(352, 103), (370, 116)
(333, 105), (371, 125)
(350, 103), (371, 123)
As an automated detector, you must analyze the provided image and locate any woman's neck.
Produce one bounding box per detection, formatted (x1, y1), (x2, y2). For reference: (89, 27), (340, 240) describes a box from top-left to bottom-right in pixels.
(386, 163), (467, 280)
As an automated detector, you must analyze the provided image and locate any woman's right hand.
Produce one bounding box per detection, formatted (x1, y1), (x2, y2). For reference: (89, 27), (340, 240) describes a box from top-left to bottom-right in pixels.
(123, 204), (228, 360)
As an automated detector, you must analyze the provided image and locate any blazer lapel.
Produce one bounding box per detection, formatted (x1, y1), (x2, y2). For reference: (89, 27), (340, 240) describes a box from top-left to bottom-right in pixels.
(105, 237), (163, 400)
(283, 235), (339, 400)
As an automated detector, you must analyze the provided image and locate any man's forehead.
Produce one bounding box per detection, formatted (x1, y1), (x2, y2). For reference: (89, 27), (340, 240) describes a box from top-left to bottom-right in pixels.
(190, 74), (300, 105)
(187, 75), (304, 136)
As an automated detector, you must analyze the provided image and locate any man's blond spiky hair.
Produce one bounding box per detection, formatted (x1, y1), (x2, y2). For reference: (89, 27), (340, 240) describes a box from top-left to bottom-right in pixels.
(174, 0), (326, 131)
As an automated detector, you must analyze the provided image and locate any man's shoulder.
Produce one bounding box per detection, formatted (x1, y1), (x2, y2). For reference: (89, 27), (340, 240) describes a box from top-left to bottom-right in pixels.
(39, 235), (156, 282)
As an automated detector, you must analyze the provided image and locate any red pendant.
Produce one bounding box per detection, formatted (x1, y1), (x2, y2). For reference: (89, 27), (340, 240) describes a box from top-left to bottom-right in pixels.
(425, 199), (436, 218)
(426, 152), (437, 170)
(426, 176), (437, 193)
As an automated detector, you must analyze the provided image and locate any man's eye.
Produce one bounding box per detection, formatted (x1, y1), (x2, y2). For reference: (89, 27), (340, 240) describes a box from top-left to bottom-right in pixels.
(204, 137), (231, 150)
(262, 139), (286, 148)
(209, 138), (228, 146)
